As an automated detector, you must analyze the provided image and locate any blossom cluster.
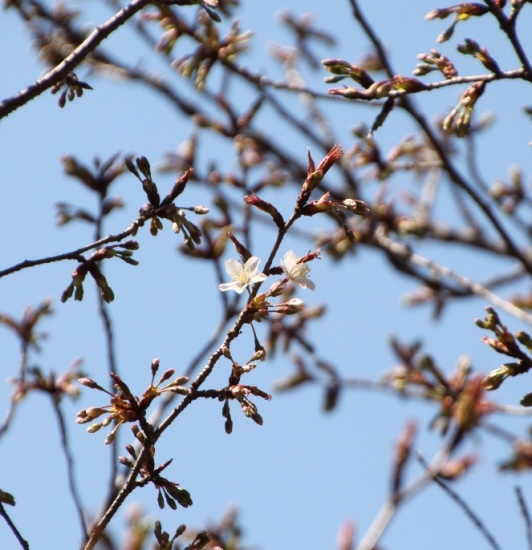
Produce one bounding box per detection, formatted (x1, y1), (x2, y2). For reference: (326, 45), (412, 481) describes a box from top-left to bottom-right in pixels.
(218, 250), (316, 295)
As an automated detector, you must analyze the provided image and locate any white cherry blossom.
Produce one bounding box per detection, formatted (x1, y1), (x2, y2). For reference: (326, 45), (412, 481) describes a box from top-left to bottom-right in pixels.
(280, 250), (315, 291)
(218, 256), (267, 294)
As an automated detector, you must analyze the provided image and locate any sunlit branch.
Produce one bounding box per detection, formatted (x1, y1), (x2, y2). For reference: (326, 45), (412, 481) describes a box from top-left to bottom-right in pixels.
(0, 0), (151, 119)
(483, 0), (532, 77)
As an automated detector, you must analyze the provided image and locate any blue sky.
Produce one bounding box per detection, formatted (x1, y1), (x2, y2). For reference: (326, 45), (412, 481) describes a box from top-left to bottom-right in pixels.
(2, 1), (532, 549)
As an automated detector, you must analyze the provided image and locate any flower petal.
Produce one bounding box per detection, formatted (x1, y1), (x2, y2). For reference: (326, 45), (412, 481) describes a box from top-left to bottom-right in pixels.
(219, 281), (246, 293)
(300, 278), (315, 291)
(244, 256), (262, 275)
(249, 272), (268, 285)
(281, 250), (297, 274)
(225, 258), (244, 279)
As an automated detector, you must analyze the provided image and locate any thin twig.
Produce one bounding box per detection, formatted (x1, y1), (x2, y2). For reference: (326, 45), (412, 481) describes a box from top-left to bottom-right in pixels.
(0, 211), (151, 279)
(420, 455), (503, 550)
(93, 199), (121, 527)
(144, 309), (234, 431)
(515, 486), (532, 550)
(0, 345), (28, 438)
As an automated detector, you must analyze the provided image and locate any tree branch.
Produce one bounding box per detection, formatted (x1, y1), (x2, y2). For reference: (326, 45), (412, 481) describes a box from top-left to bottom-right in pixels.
(0, 0), (151, 119)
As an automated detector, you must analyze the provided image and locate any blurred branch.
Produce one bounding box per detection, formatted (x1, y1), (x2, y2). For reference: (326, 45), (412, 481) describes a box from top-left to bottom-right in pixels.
(374, 229), (532, 325)
(357, 441), (453, 550)
(51, 397), (88, 540)
(0, 501), (29, 550)
(0, 346), (28, 438)
(515, 486), (532, 550)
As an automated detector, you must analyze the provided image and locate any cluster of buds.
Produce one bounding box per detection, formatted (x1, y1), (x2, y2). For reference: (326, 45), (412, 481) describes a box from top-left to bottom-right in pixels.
(327, 75), (426, 101)
(302, 192), (368, 245)
(385, 343), (493, 436)
(56, 197), (124, 227)
(227, 383), (272, 427)
(302, 192), (369, 217)
(322, 58), (375, 87)
(244, 282), (313, 322)
(141, 7), (188, 55)
(278, 11), (336, 69)
(476, 307), (532, 394)
(153, 522), (186, 549)
(126, 156), (207, 247)
(323, 58), (426, 100)
(450, 375), (494, 435)
(0, 299), (52, 351)
(62, 153), (125, 199)
(390, 421), (478, 491)
(442, 81), (486, 137)
(143, 0), (223, 55)
(273, 354), (315, 393)
(171, 14), (250, 90)
(248, 296), (306, 321)
(118, 440), (192, 513)
(386, 134), (439, 172)
(160, 506), (246, 548)
(219, 349), (272, 433)
(126, 156), (193, 210)
(76, 360), (188, 444)
(242, 146), (368, 247)
(414, 50), (458, 79)
(119, 437), (193, 509)
(347, 124), (390, 174)
(298, 144), (344, 205)
(425, 3), (490, 43)
(489, 166), (525, 215)
(169, 204), (206, 250)
(457, 38), (500, 73)
(61, 241), (139, 303)
(51, 72), (92, 108)
(233, 130), (269, 170)
(9, 360), (83, 406)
